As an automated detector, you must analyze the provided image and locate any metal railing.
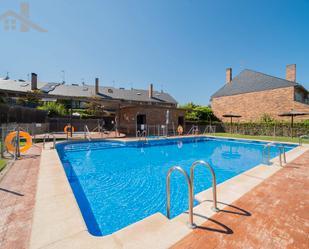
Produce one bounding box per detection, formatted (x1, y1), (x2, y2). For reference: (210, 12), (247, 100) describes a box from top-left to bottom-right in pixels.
(136, 130), (147, 141)
(84, 125), (91, 141)
(299, 135), (309, 146)
(43, 133), (56, 149)
(190, 160), (219, 212)
(203, 125), (216, 134)
(263, 142), (286, 166)
(187, 125), (199, 135)
(166, 166), (195, 228)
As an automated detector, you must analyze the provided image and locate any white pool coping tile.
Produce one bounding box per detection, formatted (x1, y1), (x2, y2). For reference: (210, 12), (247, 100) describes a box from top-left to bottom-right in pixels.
(29, 140), (309, 249)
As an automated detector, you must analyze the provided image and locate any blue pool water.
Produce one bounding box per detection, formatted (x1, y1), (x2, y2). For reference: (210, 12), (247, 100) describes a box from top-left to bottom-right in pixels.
(56, 137), (296, 236)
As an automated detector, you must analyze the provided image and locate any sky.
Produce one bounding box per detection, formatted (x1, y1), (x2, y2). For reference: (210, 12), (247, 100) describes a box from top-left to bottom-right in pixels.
(0, 0), (308, 105)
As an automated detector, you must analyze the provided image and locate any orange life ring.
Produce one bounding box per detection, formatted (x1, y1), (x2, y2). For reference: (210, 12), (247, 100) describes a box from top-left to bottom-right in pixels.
(177, 125), (184, 135)
(64, 125), (75, 134)
(5, 131), (32, 153)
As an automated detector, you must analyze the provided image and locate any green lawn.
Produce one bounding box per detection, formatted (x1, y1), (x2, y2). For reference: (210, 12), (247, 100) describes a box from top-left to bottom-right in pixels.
(208, 133), (307, 144)
(0, 159), (6, 172)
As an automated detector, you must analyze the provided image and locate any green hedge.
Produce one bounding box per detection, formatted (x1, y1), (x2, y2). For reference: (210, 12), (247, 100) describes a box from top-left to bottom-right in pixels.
(185, 121), (309, 137)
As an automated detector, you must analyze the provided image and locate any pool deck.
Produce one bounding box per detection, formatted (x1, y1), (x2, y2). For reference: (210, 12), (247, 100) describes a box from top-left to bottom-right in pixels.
(171, 148), (309, 249)
(0, 145), (41, 249)
(0, 136), (308, 249)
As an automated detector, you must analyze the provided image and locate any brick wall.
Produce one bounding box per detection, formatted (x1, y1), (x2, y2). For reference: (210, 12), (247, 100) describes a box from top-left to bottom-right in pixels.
(119, 106), (186, 135)
(211, 86), (309, 122)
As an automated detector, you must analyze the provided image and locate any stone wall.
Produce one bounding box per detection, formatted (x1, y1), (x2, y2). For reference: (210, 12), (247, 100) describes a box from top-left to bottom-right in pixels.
(211, 87), (309, 122)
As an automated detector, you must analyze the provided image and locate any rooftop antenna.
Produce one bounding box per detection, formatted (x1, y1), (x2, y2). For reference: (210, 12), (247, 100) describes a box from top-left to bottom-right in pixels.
(81, 78), (85, 85)
(130, 82), (133, 89)
(27, 73), (30, 81)
(161, 84), (163, 93)
(61, 70), (65, 84)
(4, 72), (9, 80)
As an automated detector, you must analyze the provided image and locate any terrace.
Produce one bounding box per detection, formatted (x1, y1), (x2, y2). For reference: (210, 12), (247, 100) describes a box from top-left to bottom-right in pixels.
(0, 130), (308, 249)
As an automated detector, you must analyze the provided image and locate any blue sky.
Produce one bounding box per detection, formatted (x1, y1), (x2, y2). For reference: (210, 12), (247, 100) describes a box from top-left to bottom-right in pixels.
(0, 0), (308, 105)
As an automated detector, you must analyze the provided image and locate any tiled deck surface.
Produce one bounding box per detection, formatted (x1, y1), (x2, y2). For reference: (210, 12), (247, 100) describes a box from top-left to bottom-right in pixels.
(0, 146), (41, 249)
(171, 150), (309, 249)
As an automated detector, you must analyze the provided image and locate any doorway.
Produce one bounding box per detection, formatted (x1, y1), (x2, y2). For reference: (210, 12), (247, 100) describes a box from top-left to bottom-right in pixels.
(178, 116), (184, 126)
(136, 114), (146, 131)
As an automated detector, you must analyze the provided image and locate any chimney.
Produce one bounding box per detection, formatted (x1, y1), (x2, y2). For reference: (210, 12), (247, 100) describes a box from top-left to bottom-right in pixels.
(31, 73), (37, 90)
(226, 68), (232, 83)
(95, 78), (99, 94)
(149, 83), (153, 98)
(286, 64), (296, 82)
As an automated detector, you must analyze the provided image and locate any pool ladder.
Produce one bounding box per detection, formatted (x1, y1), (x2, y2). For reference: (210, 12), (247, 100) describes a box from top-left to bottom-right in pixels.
(299, 135), (309, 146)
(263, 142), (286, 166)
(137, 130), (147, 141)
(84, 125), (91, 141)
(166, 160), (218, 229)
(43, 133), (56, 149)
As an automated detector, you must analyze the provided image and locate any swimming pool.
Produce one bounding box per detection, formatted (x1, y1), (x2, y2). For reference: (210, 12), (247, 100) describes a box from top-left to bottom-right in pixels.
(56, 137), (296, 236)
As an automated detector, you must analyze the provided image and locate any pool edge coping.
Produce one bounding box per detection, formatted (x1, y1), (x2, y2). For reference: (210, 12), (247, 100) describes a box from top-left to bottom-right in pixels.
(29, 138), (309, 249)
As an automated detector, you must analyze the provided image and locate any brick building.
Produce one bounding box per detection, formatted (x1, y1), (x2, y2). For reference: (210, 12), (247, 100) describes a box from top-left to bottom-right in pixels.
(211, 65), (309, 122)
(0, 73), (185, 135)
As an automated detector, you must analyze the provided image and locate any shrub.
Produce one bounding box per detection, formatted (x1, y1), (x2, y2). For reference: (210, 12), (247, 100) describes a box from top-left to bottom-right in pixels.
(260, 113), (275, 124)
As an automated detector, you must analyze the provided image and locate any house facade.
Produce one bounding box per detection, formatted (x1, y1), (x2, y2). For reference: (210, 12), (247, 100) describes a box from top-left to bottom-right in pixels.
(211, 65), (309, 122)
(0, 73), (185, 135)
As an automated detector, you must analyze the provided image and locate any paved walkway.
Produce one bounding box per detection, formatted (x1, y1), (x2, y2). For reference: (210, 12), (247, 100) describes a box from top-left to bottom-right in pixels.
(171, 150), (309, 249)
(0, 146), (41, 249)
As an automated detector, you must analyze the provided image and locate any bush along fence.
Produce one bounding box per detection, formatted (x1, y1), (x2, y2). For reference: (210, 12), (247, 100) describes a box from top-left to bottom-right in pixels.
(185, 121), (309, 137)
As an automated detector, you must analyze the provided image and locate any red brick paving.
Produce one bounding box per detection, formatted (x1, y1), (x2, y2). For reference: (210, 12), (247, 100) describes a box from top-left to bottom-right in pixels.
(171, 150), (309, 249)
(0, 146), (41, 249)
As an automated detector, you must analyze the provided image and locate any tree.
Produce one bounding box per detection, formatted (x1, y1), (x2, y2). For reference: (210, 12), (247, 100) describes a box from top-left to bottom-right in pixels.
(0, 96), (6, 104)
(38, 102), (67, 117)
(85, 97), (106, 117)
(180, 103), (219, 122)
(16, 90), (41, 107)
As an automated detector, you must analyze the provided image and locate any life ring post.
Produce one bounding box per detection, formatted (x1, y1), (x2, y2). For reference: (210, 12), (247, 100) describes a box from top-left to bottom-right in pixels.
(15, 127), (21, 158)
(64, 124), (75, 138)
(177, 125), (184, 136)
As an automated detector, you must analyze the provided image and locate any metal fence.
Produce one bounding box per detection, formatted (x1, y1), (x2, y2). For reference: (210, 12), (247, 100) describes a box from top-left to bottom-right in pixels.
(48, 118), (113, 132)
(0, 123), (50, 159)
(185, 121), (309, 137)
(118, 123), (179, 137)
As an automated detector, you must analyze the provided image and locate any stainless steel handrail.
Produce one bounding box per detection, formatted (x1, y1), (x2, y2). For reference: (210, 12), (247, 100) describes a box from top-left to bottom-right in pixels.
(263, 143), (286, 166)
(43, 133), (56, 149)
(299, 135), (309, 146)
(136, 130), (147, 141)
(166, 166), (195, 228)
(84, 125), (91, 141)
(278, 144), (286, 163)
(136, 130), (141, 138)
(187, 125), (199, 135)
(141, 130), (147, 141)
(190, 160), (219, 212)
(203, 125), (216, 134)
